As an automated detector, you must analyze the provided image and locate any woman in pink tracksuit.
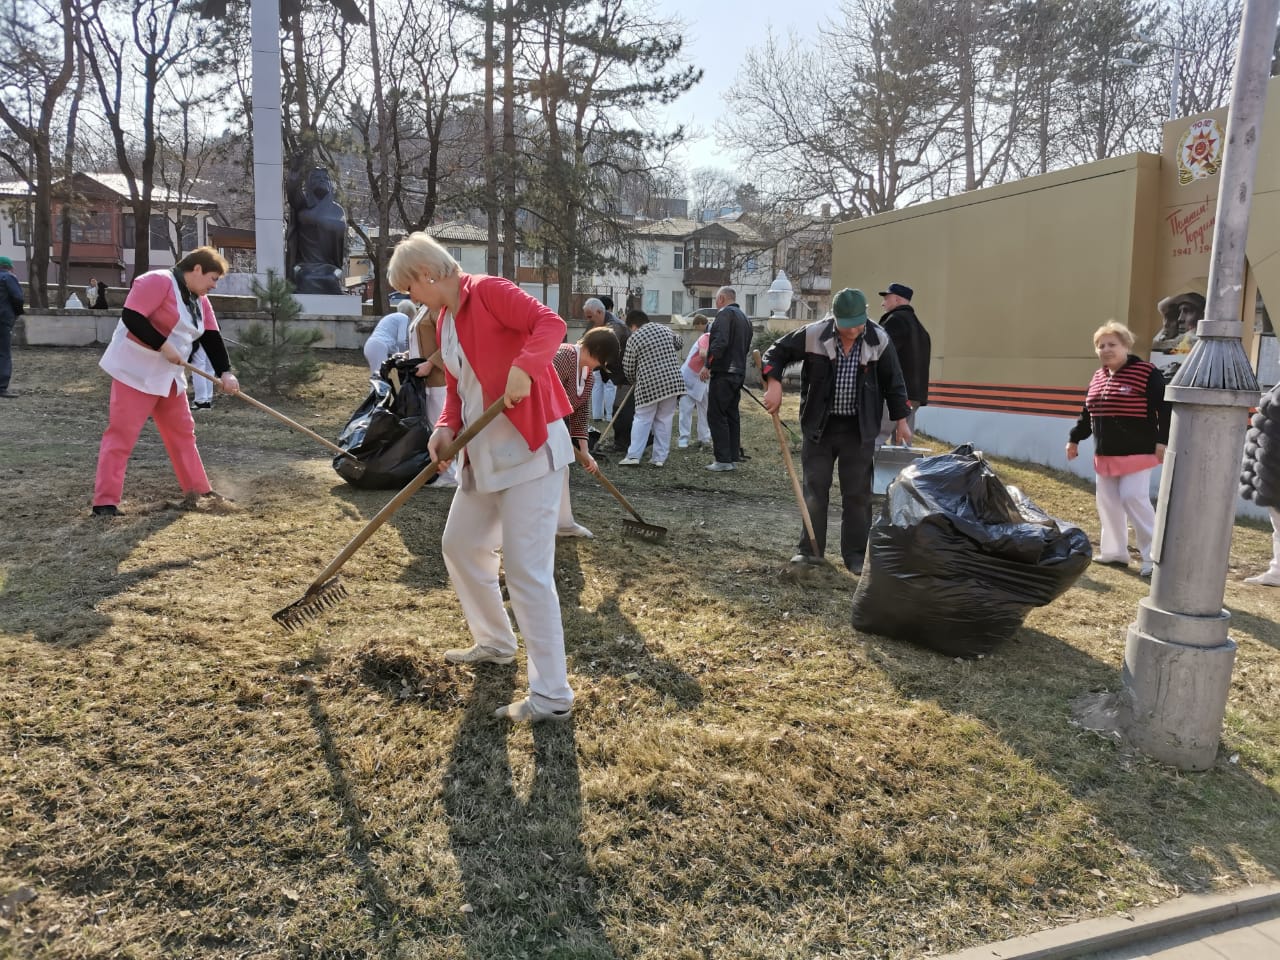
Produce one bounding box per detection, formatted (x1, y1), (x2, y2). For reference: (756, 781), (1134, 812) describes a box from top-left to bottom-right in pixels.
(91, 247), (239, 516)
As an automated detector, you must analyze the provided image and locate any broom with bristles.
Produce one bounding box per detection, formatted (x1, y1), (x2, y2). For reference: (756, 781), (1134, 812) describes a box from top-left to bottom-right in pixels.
(272, 395), (507, 630)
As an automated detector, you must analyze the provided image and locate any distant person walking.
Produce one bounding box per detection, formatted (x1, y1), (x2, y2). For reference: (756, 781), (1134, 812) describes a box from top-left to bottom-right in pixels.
(87, 278), (110, 310)
(761, 288), (910, 573)
(704, 286), (752, 472)
(364, 299), (417, 375)
(1066, 321), (1170, 578)
(678, 316), (712, 449)
(0, 256), (23, 398)
(876, 282), (930, 444)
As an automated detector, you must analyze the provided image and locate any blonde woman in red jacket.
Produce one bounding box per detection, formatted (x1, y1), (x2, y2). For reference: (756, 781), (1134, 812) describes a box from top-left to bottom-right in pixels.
(388, 233), (576, 723)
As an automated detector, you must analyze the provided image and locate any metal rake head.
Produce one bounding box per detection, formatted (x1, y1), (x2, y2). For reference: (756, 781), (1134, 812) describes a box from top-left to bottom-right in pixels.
(272, 577), (348, 631)
(622, 519), (668, 542)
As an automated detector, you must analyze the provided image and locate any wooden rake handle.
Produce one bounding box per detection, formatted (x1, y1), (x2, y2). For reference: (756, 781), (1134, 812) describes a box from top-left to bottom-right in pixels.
(754, 350), (820, 556)
(182, 360), (355, 460)
(574, 446), (647, 524)
(301, 396), (508, 594)
(594, 383), (633, 446)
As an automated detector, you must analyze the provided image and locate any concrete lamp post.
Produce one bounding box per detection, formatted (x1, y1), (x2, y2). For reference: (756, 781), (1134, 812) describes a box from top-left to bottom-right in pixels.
(1118, 0), (1277, 770)
(766, 270), (794, 319)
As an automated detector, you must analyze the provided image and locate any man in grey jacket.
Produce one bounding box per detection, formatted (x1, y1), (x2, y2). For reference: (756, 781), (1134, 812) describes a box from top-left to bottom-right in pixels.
(762, 288), (910, 573)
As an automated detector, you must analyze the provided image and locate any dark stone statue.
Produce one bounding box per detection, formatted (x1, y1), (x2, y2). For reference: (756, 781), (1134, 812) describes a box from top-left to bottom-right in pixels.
(1153, 292), (1206, 351)
(287, 164), (347, 295)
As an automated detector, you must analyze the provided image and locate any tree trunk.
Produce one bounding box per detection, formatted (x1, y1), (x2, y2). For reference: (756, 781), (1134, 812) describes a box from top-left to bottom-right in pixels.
(483, 0), (499, 276)
(501, 0), (516, 281)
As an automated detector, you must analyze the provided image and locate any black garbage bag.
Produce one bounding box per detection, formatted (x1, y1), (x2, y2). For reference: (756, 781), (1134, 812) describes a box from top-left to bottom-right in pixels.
(332, 355), (436, 489)
(850, 444), (1091, 657)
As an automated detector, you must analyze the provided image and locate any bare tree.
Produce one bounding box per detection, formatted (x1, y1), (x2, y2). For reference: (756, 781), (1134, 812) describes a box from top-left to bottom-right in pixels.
(0, 0), (76, 306)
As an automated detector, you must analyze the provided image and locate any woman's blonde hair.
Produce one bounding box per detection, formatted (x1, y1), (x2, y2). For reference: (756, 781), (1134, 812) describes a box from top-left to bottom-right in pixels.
(1093, 320), (1135, 349)
(387, 232), (461, 291)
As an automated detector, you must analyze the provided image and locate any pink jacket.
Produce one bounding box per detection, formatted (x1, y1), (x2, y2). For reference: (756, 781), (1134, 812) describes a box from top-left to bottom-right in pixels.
(437, 275), (572, 450)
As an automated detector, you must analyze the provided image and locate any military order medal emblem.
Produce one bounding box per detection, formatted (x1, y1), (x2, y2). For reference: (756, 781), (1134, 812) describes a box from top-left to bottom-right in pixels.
(1177, 118), (1223, 185)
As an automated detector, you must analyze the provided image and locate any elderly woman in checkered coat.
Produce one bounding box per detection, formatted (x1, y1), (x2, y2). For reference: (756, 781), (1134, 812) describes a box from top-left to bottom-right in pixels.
(618, 309), (685, 468)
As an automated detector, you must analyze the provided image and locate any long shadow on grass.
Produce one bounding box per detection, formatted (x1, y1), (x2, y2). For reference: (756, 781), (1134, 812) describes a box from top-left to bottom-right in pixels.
(445, 667), (616, 959)
(303, 681), (407, 959)
(1225, 606), (1280, 653)
(0, 506), (191, 646)
(870, 624), (1280, 892)
(554, 540), (704, 709)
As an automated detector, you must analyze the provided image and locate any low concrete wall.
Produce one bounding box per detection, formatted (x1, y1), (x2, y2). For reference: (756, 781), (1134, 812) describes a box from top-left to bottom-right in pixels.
(19, 311), (380, 350)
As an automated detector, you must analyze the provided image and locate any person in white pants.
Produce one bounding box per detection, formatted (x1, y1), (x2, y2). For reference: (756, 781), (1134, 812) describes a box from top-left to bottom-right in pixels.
(678, 327), (711, 448)
(392, 231), (576, 723)
(363, 300), (416, 375)
(188, 344), (215, 410)
(1244, 509), (1280, 586)
(1066, 322), (1169, 579)
(618, 309), (684, 468)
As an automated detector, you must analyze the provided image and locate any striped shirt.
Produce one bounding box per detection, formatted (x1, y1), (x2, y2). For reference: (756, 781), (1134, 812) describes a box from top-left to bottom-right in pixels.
(1069, 355), (1169, 457)
(552, 343), (593, 440)
(830, 336), (862, 416)
(1084, 361), (1154, 419)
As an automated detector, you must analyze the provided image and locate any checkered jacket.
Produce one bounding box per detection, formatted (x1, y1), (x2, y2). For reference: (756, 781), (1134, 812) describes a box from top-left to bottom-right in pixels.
(623, 321), (686, 407)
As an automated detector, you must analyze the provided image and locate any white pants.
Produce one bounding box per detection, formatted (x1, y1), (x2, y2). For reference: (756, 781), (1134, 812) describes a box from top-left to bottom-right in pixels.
(190, 346), (214, 404)
(1251, 507), (1280, 582)
(1095, 469), (1156, 563)
(591, 377), (615, 421)
(442, 465), (572, 712)
(678, 392), (711, 445)
(364, 337), (395, 375)
(557, 468), (577, 528)
(424, 384), (456, 486)
(628, 395), (678, 463)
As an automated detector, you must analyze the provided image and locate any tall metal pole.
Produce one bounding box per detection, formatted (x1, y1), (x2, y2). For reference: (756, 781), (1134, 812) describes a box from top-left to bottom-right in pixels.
(1121, 0), (1277, 770)
(1168, 42), (1182, 120)
(252, 0), (287, 279)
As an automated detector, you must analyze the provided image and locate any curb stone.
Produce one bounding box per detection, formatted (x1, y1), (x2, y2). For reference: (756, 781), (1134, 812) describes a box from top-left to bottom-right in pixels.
(927, 883), (1280, 960)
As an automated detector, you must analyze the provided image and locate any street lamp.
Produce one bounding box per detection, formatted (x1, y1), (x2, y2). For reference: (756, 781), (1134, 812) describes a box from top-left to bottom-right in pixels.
(766, 270), (794, 319)
(1112, 36), (1184, 120)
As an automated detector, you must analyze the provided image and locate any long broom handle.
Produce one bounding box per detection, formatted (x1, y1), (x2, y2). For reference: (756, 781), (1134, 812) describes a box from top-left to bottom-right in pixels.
(301, 396), (507, 593)
(594, 383), (633, 446)
(755, 350), (820, 555)
(574, 446), (646, 523)
(182, 360), (356, 460)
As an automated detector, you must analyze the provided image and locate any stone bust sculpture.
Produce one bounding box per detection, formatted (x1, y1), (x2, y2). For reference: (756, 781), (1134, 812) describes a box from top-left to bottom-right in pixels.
(287, 164), (346, 295)
(1153, 292), (1206, 351)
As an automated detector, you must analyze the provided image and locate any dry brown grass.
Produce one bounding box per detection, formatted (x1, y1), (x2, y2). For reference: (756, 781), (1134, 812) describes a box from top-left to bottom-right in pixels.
(1, 347), (1277, 960)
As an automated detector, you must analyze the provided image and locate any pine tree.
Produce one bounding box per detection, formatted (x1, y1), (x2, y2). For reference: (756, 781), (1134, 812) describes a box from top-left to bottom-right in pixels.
(230, 270), (323, 395)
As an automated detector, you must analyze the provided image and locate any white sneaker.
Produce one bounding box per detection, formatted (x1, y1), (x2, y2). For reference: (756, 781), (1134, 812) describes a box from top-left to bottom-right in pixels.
(1140, 561), (1153, 579)
(443, 644), (515, 665)
(556, 523), (594, 539)
(619, 457), (640, 466)
(677, 439), (689, 449)
(651, 461), (664, 468)
(1244, 570), (1280, 586)
(494, 697), (573, 723)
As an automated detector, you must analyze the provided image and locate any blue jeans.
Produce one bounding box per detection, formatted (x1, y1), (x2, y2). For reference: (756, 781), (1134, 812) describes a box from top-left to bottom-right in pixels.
(0, 316), (13, 391)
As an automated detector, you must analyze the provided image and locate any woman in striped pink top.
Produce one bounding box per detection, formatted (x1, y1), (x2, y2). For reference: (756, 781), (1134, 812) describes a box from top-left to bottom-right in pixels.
(551, 326), (620, 539)
(1066, 321), (1170, 578)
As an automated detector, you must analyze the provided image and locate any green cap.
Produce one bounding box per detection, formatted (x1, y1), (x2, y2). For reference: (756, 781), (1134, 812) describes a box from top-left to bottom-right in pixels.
(0, 256), (12, 269)
(832, 287), (868, 329)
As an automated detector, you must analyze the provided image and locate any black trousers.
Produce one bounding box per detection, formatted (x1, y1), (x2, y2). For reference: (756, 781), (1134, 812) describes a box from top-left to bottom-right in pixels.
(707, 373), (743, 465)
(797, 415), (875, 571)
(611, 385), (636, 451)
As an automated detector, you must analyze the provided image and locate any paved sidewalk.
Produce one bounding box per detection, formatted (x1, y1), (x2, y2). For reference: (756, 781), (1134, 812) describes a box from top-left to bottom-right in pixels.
(932, 883), (1280, 960)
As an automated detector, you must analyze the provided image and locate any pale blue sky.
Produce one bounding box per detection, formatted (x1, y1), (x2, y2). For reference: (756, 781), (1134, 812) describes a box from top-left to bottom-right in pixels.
(650, 0), (834, 174)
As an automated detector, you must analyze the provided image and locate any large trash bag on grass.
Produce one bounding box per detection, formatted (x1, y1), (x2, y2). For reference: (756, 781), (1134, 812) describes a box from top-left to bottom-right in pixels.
(333, 355), (436, 489)
(850, 444), (1091, 657)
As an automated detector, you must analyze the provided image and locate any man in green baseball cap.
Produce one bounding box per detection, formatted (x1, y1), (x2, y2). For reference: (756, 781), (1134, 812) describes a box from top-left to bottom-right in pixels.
(0, 255), (23, 398)
(758, 287), (911, 573)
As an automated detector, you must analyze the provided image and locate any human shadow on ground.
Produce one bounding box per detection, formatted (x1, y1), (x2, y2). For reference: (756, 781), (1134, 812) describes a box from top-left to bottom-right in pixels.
(444, 666), (617, 960)
(1224, 605), (1280, 653)
(0, 495), (193, 646)
(866, 622), (1280, 894)
(553, 540), (704, 709)
(300, 680), (407, 960)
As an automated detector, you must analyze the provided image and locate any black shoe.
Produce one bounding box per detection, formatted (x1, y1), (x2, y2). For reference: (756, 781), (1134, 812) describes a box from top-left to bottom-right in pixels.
(735, 449), (750, 462)
(92, 504), (121, 517)
(191, 401), (212, 410)
(0, 388), (17, 398)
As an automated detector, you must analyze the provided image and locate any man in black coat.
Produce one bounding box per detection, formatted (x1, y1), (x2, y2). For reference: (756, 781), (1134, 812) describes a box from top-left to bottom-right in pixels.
(704, 285), (753, 471)
(876, 283), (931, 442)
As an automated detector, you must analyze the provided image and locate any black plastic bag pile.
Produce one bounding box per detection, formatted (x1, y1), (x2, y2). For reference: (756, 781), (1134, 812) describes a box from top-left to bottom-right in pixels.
(332, 355), (436, 489)
(1240, 384), (1280, 508)
(851, 444), (1091, 657)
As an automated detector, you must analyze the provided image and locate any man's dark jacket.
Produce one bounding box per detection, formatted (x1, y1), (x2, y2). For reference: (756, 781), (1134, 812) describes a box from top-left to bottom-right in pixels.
(0, 271), (23, 324)
(878, 304), (930, 406)
(761, 317), (909, 443)
(706, 302), (751, 375)
(599, 312), (630, 386)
